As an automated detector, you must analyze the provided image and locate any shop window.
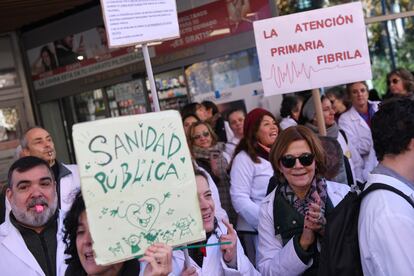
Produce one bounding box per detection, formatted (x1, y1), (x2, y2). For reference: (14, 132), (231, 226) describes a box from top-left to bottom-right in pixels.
(107, 79), (148, 116)
(0, 107), (19, 142)
(147, 69), (189, 111)
(186, 48), (261, 95)
(73, 89), (107, 122)
(0, 36), (18, 89)
(0, 71), (18, 88)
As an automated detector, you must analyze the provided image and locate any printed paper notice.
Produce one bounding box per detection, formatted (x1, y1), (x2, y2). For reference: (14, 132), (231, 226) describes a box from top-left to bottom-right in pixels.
(253, 2), (371, 96)
(72, 110), (205, 265)
(101, 0), (180, 47)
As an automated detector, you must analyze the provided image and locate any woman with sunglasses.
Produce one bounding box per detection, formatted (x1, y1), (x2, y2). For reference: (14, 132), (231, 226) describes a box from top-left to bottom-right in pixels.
(229, 108), (279, 265)
(385, 68), (414, 98)
(338, 81), (379, 182)
(179, 170), (260, 276)
(63, 191), (173, 276)
(257, 126), (349, 276)
(189, 121), (237, 226)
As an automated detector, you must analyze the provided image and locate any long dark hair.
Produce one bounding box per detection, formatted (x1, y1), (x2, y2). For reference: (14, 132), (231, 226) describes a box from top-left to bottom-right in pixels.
(63, 190), (87, 275)
(40, 46), (57, 71)
(232, 110), (278, 164)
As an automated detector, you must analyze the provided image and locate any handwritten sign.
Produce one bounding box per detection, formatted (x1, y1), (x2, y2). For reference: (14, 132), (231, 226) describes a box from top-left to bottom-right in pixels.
(100, 0), (180, 48)
(253, 2), (371, 96)
(72, 111), (205, 265)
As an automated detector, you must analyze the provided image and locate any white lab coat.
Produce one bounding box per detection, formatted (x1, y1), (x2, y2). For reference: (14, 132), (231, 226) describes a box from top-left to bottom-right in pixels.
(257, 181), (350, 276)
(230, 151), (273, 232)
(279, 117), (297, 130)
(225, 136), (240, 163)
(0, 212), (67, 276)
(59, 163), (81, 212)
(358, 173), (414, 276)
(195, 165), (229, 221)
(338, 101), (379, 182)
(174, 220), (260, 276)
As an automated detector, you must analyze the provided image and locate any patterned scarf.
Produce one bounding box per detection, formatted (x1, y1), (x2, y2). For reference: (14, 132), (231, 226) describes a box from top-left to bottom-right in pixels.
(280, 177), (328, 217)
(192, 142), (229, 181)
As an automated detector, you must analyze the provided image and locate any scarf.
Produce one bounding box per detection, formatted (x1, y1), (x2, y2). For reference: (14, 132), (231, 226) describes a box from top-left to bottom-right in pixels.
(255, 143), (270, 161)
(305, 122), (339, 139)
(280, 177), (327, 218)
(192, 143), (229, 181)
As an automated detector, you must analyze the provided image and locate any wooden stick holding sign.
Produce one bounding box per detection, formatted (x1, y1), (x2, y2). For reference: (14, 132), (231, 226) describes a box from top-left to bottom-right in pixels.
(312, 88), (327, 136)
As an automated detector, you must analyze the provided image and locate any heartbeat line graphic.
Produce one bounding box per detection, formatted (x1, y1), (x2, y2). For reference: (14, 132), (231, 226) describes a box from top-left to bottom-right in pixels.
(266, 61), (366, 88)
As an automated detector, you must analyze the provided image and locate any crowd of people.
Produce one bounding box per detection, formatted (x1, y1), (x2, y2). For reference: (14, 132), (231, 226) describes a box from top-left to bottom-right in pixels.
(0, 69), (413, 275)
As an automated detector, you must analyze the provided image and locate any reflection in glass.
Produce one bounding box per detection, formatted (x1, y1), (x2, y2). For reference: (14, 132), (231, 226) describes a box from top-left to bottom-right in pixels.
(0, 108), (19, 141)
(107, 80), (148, 116)
(186, 48), (261, 95)
(0, 71), (18, 88)
(73, 89), (106, 122)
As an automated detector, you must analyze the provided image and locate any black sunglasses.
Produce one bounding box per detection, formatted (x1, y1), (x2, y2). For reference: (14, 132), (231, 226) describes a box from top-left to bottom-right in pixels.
(280, 153), (314, 168)
(192, 131), (210, 140)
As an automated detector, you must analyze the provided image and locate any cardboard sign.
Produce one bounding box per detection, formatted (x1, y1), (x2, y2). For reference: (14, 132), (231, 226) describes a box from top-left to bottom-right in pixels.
(72, 111), (205, 265)
(100, 0), (180, 48)
(253, 2), (371, 96)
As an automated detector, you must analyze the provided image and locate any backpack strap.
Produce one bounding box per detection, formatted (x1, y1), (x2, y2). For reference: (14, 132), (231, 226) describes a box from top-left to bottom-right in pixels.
(343, 155), (354, 186)
(339, 129), (348, 144)
(361, 183), (414, 208)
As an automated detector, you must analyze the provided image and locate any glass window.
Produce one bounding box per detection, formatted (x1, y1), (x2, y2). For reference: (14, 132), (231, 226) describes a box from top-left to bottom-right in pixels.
(73, 89), (107, 122)
(0, 71), (18, 88)
(186, 48), (261, 96)
(0, 36), (18, 88)
(107, 79), (148, 116)
(0, 107), (19, 142)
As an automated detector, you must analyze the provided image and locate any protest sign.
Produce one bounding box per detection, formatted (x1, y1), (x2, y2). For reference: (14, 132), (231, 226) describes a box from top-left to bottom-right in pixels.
(100, 0), (180, 48)
(253, 2), (371, 96)
(72, 110), (205, 265)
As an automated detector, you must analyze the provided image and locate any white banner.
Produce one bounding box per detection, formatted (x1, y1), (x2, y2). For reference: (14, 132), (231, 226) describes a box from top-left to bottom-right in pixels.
(101, 0), (180, 48)
(253, 2), (371, 96)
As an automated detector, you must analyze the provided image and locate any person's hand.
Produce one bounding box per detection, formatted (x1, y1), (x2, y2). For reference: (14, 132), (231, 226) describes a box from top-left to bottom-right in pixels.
(300, 191), (325, 250)
(306, 191), (325, 234)
(220, 219), (237, 264)
(181, 266), (198, 276)
(140, 243), (172, 276)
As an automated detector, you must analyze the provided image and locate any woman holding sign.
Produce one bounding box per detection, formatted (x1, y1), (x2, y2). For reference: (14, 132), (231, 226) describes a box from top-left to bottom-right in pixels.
(179, 170), (260, 275)
(257, 126), (349, 275)
(63, 191), (173, 276)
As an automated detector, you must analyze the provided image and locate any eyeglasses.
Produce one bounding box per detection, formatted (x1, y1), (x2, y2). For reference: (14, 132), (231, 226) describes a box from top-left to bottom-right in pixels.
(280, 153), (314, 168)
(192, 131), (210, 140)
